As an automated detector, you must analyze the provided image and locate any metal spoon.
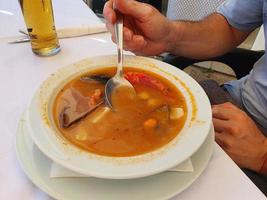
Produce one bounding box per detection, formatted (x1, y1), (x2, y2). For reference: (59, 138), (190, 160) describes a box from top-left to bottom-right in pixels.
(104, 7), (135, 108)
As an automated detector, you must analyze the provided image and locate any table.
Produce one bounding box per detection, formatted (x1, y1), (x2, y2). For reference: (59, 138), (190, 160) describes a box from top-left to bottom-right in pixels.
(0, 0), (266, 200)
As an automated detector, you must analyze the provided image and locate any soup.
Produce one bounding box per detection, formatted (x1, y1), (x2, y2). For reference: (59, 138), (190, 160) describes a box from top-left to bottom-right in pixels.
(53, 67), (187, 157)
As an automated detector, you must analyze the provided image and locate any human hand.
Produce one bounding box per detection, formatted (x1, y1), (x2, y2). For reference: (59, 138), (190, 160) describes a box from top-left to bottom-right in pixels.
(212, 102), (267, 173)
(103, 0), (176, 56)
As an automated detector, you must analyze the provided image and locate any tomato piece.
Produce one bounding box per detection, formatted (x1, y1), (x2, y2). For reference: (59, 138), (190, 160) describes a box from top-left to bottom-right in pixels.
(124, 72), (169, 95)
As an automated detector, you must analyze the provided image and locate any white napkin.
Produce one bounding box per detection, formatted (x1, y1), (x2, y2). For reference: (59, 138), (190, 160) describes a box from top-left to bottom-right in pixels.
(50, 158), (194, 178)
(52, 0), (108, 38)
(56, 23), (107, 38)
(21, 23), (107, 39)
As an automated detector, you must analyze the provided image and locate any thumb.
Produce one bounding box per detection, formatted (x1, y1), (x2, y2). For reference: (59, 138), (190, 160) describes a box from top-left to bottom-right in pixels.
(114, 0), (152, 20)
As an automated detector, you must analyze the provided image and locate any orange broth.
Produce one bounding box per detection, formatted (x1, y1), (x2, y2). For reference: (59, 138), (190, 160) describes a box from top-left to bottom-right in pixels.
(53, 67), (187, 157)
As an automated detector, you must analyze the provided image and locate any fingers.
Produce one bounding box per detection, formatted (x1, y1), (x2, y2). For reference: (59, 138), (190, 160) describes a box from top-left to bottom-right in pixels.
(212, 118), (227, 133)
(123, 27), (133, 41)
(212, 102), (239, 120)
(103, 0), (116, 24)
(106, 21), (115, 37)
(108, 24), (146, 53)
(212, 102), (239, 111)
(124, 35), (147, 52)
(104, 0), (155, 55)
(215, 131), (234, 150)
(212, 107), (230, 120)
(114, 0), (153, 21)
(104, 0), (117, 43)
(104, 0), (153, 23)
(212, 105), (243, 137)
(106, 21), (133, 40)
(104, 0), (145, 52)
(213, 116), (238, 136)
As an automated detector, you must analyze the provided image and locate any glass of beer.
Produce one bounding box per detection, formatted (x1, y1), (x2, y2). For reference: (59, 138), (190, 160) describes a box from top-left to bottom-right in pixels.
(19, 0), (61, 56)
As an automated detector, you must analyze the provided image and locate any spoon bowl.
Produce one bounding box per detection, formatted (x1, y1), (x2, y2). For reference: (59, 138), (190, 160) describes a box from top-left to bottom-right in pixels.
(104, 8), (135, 108)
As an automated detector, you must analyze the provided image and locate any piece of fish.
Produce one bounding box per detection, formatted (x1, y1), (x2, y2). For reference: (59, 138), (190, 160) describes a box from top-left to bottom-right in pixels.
(59, 88), (104, 128)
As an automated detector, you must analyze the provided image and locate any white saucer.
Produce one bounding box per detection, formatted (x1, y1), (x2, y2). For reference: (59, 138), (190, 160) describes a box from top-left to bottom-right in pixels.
(16, 116), (214, 200)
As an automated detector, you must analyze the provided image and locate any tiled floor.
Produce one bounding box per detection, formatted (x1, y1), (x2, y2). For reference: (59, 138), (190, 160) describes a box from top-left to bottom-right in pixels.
(184, 64), (236, 85)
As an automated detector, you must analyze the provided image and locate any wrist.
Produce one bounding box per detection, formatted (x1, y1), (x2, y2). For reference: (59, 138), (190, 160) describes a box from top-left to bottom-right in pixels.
(164, 21), (184, 54)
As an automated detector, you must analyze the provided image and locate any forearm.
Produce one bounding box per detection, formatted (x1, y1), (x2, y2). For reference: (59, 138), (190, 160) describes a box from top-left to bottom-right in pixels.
(166, 14), (250, 59)
(259, 138), (267, 176)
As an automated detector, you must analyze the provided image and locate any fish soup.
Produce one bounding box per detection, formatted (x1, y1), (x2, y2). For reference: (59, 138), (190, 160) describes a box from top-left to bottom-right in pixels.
(53, 67), (187, 157)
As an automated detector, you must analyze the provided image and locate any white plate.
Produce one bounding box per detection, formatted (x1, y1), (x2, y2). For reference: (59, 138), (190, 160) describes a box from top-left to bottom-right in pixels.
(16, 114), (214, 200)
(26, 55), (212, 179)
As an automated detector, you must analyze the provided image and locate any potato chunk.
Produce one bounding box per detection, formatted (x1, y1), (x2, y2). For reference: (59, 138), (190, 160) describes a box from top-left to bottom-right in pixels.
(170, 107), (184, 120)
(90, 106), (111, 124)
(75, 131), (87, 141)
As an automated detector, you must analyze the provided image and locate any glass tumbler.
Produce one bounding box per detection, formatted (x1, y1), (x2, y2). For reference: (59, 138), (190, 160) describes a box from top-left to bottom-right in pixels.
(19, 0), (61, 56)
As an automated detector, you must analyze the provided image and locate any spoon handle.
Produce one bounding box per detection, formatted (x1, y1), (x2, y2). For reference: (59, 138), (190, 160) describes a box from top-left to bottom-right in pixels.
(114, 10), (124, 77)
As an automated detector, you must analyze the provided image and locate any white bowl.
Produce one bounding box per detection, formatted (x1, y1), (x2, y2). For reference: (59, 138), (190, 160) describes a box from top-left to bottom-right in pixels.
(26, 55), (212, 179)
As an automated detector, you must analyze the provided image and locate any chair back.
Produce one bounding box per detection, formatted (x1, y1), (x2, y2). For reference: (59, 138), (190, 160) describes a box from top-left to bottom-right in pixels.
(166, 0), (225, 21)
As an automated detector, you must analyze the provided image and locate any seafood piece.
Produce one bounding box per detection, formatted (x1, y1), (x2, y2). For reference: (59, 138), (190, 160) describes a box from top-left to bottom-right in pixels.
(59, 88), (103, 128)
(80, 75), (110, 84)
(124, 72), (170, 95)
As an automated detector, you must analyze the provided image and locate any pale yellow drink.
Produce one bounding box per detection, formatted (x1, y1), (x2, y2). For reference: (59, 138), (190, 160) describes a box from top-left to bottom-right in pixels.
(19, 0), (60, 56)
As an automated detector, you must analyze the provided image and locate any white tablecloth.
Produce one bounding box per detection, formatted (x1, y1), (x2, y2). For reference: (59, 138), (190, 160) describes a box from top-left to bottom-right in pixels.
(0, 0), (102, 38)
(0, 0), (266, 199)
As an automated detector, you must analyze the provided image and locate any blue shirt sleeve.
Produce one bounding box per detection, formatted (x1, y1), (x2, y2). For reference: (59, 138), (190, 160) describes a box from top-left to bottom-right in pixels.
(216, 0), (263, 31)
